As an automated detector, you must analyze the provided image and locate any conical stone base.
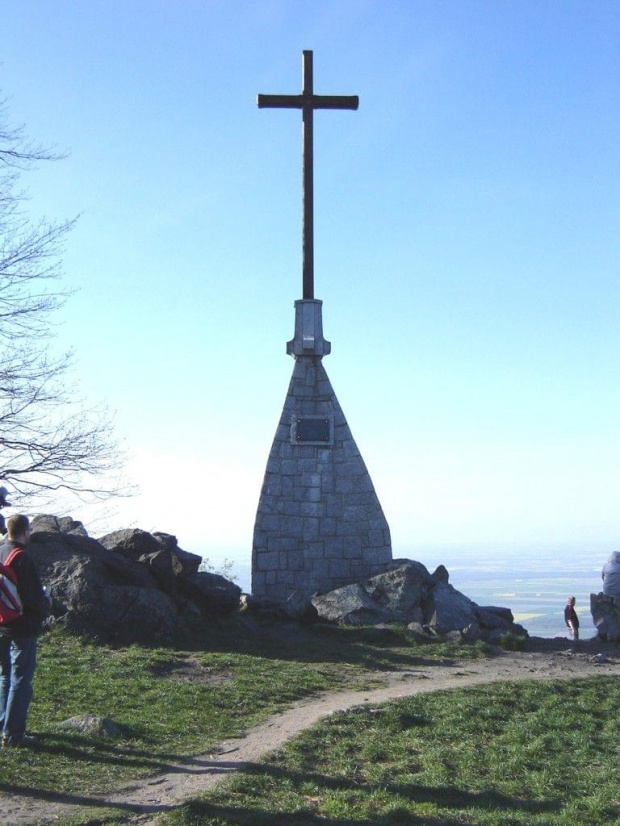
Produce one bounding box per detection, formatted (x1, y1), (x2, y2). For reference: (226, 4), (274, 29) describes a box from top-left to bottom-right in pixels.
(252, 356), (392, 602)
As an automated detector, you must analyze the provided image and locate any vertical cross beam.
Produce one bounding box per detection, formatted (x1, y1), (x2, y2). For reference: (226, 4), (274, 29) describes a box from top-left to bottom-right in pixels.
(302, 50), (314, 301)
(258, 51), (359, 300)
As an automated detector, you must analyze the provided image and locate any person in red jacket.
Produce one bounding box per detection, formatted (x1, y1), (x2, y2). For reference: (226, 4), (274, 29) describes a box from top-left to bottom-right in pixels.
(564, 595), (579, 641)
(0, 514), (50, 748)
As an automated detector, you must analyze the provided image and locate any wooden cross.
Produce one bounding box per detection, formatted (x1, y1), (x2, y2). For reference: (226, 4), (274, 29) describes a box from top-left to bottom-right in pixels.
(258, 50), (359, 300)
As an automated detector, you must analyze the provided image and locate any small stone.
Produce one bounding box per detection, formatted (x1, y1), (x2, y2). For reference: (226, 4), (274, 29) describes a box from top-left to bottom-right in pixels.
(59, 715), (123, 738)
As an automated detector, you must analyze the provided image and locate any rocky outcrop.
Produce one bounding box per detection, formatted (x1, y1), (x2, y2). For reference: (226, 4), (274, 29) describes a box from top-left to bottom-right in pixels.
(26, 516), (526, 646)
(590, 592), (620, 642)
(311, 560), (527, 643)
(28, 516), (241, 646)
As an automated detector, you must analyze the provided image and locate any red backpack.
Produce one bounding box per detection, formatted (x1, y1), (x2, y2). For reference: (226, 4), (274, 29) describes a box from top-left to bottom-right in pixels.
(0, 549), (23, 624)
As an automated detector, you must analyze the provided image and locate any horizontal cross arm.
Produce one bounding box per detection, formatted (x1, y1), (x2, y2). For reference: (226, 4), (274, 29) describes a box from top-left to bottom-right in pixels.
(312, 95), (359, 111)
(257, 94), (359, 111)
(257, 94), (303, 109)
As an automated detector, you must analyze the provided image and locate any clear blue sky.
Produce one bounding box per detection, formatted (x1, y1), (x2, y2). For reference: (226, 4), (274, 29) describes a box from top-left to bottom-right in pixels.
(3, 1), (619, 577)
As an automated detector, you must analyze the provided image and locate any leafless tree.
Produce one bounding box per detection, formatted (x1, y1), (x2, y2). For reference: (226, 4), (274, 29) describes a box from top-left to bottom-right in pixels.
(0, 97), (126, 506)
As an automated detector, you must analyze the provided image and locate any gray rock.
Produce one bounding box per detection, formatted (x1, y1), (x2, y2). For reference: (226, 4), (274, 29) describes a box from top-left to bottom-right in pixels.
(172, 547), (203, 578)
(310, 558), (523, 639)
(175, 599), (208, 638)
(431, 564), (450, 584)
(97, 528), (161, 560)
(94, 585), (180, 645)
(461, 623), (483, 643)
(31, 515), (89, 537)
(312, 583), (383, 626)
(406, 621), (435, 642)
(152, 532), (202, 577)
(312, 561), (446, 627)
(152, 531), (179, 552)
(364, 561), (434, 624)
(29, 531), (179, 644)
(138, 549), (183, 595)
(482, 628), (508, 645)
(512, 623), (529, 638)
(29, 531), (158, 594)
(475, 606), (513, 630)
(26, 515), (240, 645)
(59, 715), (123, 738)
(242, 593), (289, 619)
(428, 581), (478, 634)
(477, 606), (514, 624)
(482, 624), (528, 645)
(285, 590), (318, 622)
(179, 571), (241, 617)
(590, 592), (620, 642)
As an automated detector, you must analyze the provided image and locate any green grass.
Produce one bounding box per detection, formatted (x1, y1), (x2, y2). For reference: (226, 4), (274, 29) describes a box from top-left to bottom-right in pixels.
(0, 621), (481, 809)
(160, 676), (620, 826)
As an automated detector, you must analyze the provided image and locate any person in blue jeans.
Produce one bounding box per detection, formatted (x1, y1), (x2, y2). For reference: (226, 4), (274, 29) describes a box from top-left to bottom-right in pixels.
(0, 514), (50, 748)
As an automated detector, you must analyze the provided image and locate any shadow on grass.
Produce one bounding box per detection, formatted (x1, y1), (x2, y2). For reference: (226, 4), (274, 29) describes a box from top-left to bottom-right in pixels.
(185, 619), (470, 672)
(53, 618), (482, 676)
(174, 777), (560, 826)
(0, 757), (250, 813)
(164, 760), (561, 824)
(0, 756), (561, 823)
(238, 761), (560, 815)
(0, 734), (245, 803)
(0, 781), (163, 816)
(32, 731), (197, 768)
(170, 799), (465, 825)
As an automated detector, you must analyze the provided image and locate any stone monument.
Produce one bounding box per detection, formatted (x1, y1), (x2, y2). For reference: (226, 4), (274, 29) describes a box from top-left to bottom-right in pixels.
(252, 51), (392, 604)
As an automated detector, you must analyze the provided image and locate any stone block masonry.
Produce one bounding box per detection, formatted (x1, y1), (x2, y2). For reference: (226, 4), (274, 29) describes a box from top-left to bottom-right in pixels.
(252, 355), (392, 602)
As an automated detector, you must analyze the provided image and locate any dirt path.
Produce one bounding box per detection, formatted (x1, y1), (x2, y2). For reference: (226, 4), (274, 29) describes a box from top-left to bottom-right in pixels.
(2, 639), (618, 826)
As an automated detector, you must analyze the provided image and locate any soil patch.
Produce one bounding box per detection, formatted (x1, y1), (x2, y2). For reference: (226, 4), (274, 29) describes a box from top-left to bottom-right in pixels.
(149, 656), (232, 685)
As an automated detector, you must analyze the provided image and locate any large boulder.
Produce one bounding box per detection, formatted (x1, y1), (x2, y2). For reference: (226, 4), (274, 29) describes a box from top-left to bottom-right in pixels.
(30, 529), (157, 590)
(364, 561), (434, 624)
(27, 516), (239, 645)
(311, 583), (384, 626)
(429, 581), (478, 633)
(312, 561), (434, 627)
(311, 558), (526, 642)
(30, 525), (178, 644)
(74, 583), (180, 646)
(591, 592), (620, 642)
(99, 529), (202, 590)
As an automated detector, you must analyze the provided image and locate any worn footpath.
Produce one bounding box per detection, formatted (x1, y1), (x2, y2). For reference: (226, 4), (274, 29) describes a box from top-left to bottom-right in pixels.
(1, 637), (618, 826)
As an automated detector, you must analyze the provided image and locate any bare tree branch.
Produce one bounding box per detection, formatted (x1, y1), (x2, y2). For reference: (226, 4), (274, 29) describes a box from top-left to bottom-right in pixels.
(0, 94), (130, 508)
